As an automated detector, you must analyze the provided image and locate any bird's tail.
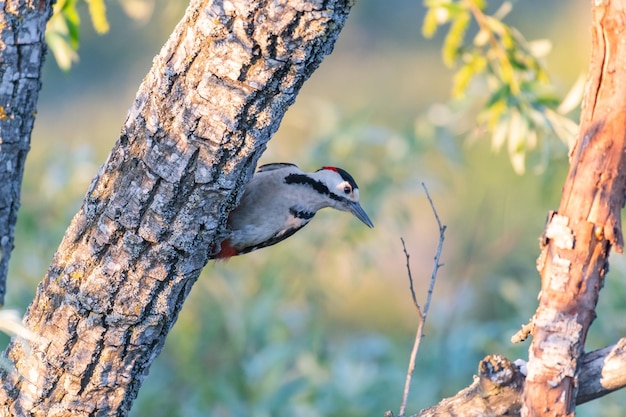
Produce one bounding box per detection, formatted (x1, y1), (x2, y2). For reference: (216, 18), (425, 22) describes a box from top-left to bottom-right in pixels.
(213, 239), (238, 260)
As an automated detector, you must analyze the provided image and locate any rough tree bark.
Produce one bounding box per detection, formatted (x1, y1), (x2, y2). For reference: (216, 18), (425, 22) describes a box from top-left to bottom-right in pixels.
(523, 1), (626, 416)
(0, 0), (54, 306)
(0, 0), (353, 415)
(404, 337), (626, 417)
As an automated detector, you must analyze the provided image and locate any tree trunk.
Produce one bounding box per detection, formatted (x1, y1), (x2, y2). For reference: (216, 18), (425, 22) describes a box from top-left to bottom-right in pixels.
(0, 0), (54, 306)
(0, 0), (353, 415)
(523, 1), (626, 415)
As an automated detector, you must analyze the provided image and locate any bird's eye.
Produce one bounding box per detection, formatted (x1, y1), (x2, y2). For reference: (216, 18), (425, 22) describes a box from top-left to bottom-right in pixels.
(343, 186), (351, 194)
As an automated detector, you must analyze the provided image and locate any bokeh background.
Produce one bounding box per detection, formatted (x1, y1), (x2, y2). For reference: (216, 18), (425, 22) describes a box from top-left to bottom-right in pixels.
(5, 0), (626, 416)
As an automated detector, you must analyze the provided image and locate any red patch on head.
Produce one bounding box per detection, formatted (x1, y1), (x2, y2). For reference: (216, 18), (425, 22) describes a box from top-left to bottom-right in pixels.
(216, 240), (239, 260)
(321, 166), (339, 172)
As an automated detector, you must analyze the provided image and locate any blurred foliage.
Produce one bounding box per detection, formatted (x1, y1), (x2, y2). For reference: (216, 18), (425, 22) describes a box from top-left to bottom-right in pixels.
(4, 1), (626, 417)
(423, 0), (583, 174)
(46, 0), (155, 70)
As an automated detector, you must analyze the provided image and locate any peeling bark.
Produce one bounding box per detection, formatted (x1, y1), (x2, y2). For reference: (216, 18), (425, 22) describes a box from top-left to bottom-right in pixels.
(0, 0), (354, 415)
(0, 0), (54, 306)
(523, 1), (626, 416)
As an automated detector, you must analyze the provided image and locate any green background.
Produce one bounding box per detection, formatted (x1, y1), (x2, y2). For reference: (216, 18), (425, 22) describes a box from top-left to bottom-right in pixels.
(6, 1), (626, 416)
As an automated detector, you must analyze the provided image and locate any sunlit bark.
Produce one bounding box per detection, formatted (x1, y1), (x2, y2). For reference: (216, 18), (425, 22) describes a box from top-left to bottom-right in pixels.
(0, 1), (353, 415)
(523, 1), (626, 416)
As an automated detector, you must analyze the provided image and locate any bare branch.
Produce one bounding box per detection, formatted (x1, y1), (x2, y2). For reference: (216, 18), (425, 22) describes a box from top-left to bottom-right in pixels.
(412, 354), (524, 417)
(398, 312), (427, 417)
(421, 182), (446, 319)
(511, 319), (534, 344)
(397, 183), (446, 417)
(577, 337), (626, 403)
(401, 238), (422, 315)
(395, 337), (626, 417)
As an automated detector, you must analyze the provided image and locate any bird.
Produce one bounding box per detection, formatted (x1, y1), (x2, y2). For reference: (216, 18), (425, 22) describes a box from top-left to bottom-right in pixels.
(214, 163), (374, 259)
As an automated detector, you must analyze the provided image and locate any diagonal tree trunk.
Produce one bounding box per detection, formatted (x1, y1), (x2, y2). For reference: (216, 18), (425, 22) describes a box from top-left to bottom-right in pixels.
(0, 0), (354, 415)
(0, 0), (54, 306)
(523, 1), (626, 415)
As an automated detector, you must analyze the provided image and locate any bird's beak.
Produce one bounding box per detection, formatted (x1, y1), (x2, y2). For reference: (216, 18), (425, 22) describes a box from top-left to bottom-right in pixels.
(348, 201), (374, 228)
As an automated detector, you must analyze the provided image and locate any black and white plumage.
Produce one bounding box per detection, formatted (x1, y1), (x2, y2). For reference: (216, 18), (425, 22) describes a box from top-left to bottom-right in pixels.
(215, 163), (374, 259)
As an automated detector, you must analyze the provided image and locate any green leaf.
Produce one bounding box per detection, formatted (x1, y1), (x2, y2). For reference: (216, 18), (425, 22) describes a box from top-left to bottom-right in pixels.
(424, 0), (453, 7)
(484, 15), (506, 36)
(63, 3), (81, 48)
(492, 114), (509, 152)
(501, 30), (515, 50)
(423, 0), (574, 173)
(86, 0), (109, 34)
(45, 30), (79, 71)
(452, 63), (474, 98)
(493, 1), (512, 19)
(468, 0), (486, 9)
(535, 68), (550, 84)
(473, 28), (490, 47)
(498, 59), (517, 92)
(507, 110), (528, 174)
(442, 11), (470, 67)
(484, 98), (507, 131)
(528, 39), (552, 58)
(422, 7), (441, 38)
(485, 84), (511, 109)
(545, 109), (579, 148)
(44, 0), (116, 70)
(46, 0), (81, 70)
(557, 74), (585, 115)
(452, 54), (487, 98)
(45, 0), (80, 69)
(510, 151), (526, 174)
(422, 3), (465, 38)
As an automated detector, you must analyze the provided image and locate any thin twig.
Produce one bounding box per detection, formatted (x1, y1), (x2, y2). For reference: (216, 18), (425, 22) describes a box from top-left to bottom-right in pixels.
(398, 297), (425, 417)
(401, 237), (422, 315)
(421, 182), (446, 321)
(398, 183), (446, 417)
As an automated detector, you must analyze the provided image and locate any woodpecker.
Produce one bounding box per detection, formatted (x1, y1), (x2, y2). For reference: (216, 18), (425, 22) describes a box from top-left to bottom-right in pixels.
(214, 163), (374, 259)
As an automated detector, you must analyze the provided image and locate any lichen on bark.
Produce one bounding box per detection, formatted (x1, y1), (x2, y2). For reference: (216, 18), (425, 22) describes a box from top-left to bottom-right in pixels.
(0, 0), (54, 306)
(0, 1), (354, 415)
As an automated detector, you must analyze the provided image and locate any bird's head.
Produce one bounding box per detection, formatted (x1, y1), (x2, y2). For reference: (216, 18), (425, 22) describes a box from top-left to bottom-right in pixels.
(314, 166), (374, 228)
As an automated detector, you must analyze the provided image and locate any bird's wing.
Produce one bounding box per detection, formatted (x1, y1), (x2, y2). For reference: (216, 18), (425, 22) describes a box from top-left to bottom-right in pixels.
(257, 163), (298, 173)
(235, 222), (311, 255)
